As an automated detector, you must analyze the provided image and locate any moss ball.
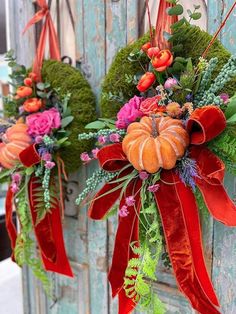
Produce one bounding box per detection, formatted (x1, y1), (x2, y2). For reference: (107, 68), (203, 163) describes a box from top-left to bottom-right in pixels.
(42, 60), (97, 173)
(100, 24), (235, 119)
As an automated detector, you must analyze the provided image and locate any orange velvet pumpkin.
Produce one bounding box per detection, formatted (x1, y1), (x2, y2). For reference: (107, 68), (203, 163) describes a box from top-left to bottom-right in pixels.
(122, 116), (189, 173)
(0, 123), (32, 169)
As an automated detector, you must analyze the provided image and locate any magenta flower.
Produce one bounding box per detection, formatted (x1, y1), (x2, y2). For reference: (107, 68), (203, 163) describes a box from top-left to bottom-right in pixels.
(164, 77), (178, 89)
(80, 152), (91, 163)
(125, 196), (135, 207)
(148, 184), (160, 193)
(11, 173), (22, 184)
(139, 171), (149, 181)
(11, 183), (19, 194)
(119, 205), (129, 217)
(45, 161), (55, 169)
(42, 153), (52, 161)
(220, 93), (230, 104)
(115, 96), (144, 129)
(26, 108), (61, 137)
(92, 148), (100, 159)
(35, 135), (43, 144)
(109, 133), (120, 143)
(98, 136), (107, 145)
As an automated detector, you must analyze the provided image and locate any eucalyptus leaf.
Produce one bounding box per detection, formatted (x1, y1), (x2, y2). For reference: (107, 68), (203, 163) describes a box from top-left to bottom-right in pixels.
(85, 120), (106, 129)
(190, 12), (202, 20)
(167, 4), (184, 16)
(36, 82), (45, 90)
(61, 116), (74, 128)
(37, 91), (47, 98)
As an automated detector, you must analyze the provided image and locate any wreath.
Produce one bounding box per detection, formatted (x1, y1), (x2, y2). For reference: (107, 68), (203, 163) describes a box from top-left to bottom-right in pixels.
(0, 0), (96, 294)
(77, 1), (236, 314)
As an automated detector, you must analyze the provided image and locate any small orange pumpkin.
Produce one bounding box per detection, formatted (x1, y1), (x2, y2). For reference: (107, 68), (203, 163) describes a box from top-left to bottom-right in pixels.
(122, 116), (189, 173)
(0, 123), (32, 169)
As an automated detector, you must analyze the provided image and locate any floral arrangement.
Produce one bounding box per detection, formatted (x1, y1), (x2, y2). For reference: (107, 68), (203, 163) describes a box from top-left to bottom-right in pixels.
(0, 51), (74, 292)
(76, 1), (236, 314)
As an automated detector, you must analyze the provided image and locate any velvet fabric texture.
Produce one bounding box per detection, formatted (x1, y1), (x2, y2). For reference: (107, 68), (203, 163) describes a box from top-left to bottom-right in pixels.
(88, 106), (235, 314)
(5, 187), (17, 261)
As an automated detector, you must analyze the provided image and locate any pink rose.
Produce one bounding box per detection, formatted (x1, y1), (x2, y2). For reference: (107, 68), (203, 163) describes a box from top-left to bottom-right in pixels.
(164, 77), (178, 89)
(115, 96), (144, 129)
(109, 133), (120, 143)
(26, 108), (61, 137)
(140, 96), (163, 115)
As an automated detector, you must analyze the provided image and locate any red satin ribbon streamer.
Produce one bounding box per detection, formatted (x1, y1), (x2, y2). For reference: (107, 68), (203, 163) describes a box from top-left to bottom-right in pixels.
(5, 187), (17, 261)
(23, 0), (60, 81)
(88, 106), (235, 314)
(19, 144), (73, 277)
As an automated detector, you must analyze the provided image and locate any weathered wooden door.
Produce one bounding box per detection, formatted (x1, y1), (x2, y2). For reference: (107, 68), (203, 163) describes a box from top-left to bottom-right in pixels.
(9, 0), (236, 313)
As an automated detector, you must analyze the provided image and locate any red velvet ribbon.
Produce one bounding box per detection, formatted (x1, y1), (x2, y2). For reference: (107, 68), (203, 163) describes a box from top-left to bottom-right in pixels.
(89, 106), (235, 314)
(19, 144), (73, 277)
(5, 187), (17, 261)
(23, 0), (60, 81)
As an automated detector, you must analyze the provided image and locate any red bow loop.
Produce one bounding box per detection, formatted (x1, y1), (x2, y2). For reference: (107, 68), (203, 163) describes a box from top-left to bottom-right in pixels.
(187, 106), (226, 145)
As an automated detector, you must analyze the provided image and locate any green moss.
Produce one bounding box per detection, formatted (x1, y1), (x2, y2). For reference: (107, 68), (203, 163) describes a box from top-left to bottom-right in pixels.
(100, 34), (150, 118)
(42, 60), (97, 173)
(101, 24), (236, 119)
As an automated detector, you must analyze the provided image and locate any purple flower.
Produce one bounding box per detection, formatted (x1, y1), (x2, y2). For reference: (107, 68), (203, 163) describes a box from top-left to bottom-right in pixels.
(176, 155), (199, 190)
(92, 148), (100, 159)
(115, 96), (144, 129)
(220, 93), (230, 104)
(186, 94), (193, 102)
(125, 196), (135, 207)
(139, 171), (149, 181)
(148, 184), (160, 193)
(35, 136), (43, 144)
(119, 205), (129, 217)
(19, 106), (24, 114)
(42, 153), (52, 161)
(80, 152), (91, 163)
(164, 77), (178, 90)
(109, 133), (120, 143)
(45, 161), (55, 169)
(98, 135), (107, 145)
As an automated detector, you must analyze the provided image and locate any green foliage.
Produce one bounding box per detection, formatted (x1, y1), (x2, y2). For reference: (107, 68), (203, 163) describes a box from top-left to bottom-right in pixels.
(14, 188), (51, 295)
(100, 33), (149, 118)
(208, 128), (236, 176)
(42, 60), (97, 173)
(124, 187), (165, 314)
(194, 188), (209, 220)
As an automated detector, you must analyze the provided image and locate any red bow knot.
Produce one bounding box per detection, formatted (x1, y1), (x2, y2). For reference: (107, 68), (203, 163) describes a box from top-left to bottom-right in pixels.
(89, 106), (235, 314)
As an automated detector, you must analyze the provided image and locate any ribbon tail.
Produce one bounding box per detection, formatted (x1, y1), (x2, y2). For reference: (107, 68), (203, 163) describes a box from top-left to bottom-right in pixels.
(5, 187), (17, 261)
(48, 15), (61, 60)
(118, 288), (136, 314)
(196, 180), (236, 226)
(108, 180), (141, 304)
(155, 171), (221, 314)
(22, 9), (45, 34)
(29, 175), (73, 277)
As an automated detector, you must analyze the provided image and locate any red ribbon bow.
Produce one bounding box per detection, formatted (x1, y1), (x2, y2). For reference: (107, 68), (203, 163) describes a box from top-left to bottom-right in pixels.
(89, 106), (236, 314)
(5, 144), (73, 277)
(23, 0), (60, 81)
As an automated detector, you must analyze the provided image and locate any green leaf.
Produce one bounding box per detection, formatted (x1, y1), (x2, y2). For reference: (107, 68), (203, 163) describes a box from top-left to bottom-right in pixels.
(25, 167), (34, 176)
(85, 120), (106, 129)
(0, 169), (12, 180)
(170, 18), (186, 30)
(174, 57), (186, 64)
(167, 4), (184, 16)
(36, 82), (45, 90)
(194, 4), (201, 9)
(225, 95), (236, 119)
(227, 113), (236, 124)
(187, 9), (192, 16)
(37, 91), (47, 98)
(57, 137), (69, 145)
(61, 116), (74, 128)
(190, 12), (202, 20)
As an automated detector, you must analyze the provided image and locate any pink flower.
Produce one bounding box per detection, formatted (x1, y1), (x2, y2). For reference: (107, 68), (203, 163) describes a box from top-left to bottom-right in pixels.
(220, 93), (230, 104)
(140, 96), (163, 115)
(35, 136), (43, 144)
(11, 173), (21, 184)
(148, 184), (160, 193)
(42, 153), (52, 161)
(11, 183), (19, 194)
(45, 161), (55, 169)
(26, 108), (61, 137)
(125, 196), (135, 207)
(19, 106), (24, 114)
(139, 171), (149, 181)
(109, 133), (120, 143)
(80, 152), (91, 163)
(92, 148), (100, 159)
(119, 205), (129, 217)
(164, 77), (178, 89)
(115, 96), (144, 129)
(98, 135), (107, 145)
